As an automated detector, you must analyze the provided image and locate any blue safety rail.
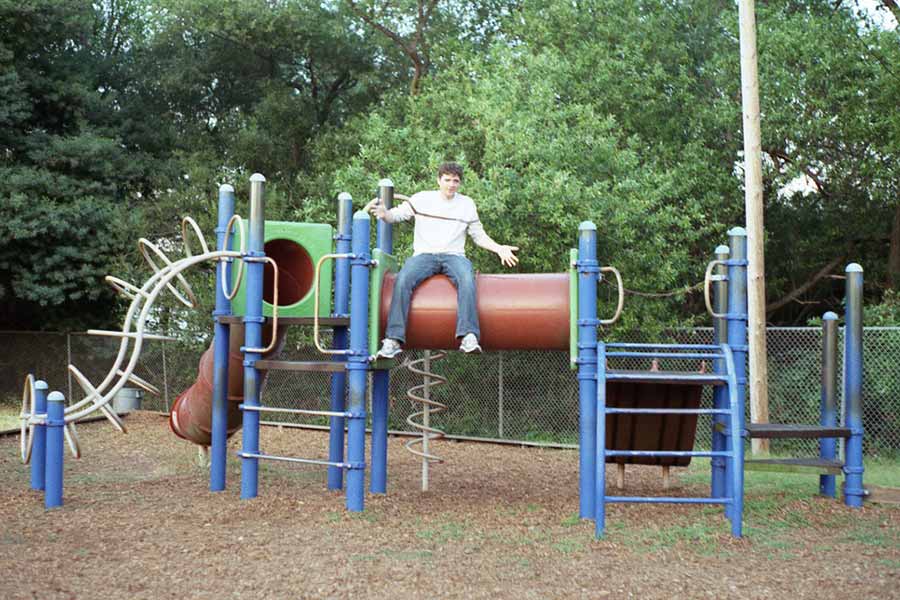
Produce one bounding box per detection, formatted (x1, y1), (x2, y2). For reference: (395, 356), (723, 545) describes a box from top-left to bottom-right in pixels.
(594, 342), (744, 538)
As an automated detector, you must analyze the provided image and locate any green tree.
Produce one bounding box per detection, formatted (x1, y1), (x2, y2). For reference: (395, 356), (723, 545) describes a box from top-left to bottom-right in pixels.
(0, 0), (163, 330)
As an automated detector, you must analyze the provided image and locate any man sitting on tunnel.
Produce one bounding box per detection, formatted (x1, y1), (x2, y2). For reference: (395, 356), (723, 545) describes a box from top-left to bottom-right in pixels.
(365, 162), (519, 359)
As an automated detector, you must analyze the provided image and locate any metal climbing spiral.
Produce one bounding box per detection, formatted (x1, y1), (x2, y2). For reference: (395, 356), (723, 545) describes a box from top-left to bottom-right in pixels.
(404, 351), (448, 489)
(20, 205), (279, 460)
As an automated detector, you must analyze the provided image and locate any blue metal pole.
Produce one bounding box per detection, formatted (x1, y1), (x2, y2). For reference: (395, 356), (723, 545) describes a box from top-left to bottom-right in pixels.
(842, 264), (865, 508)
(30, 380), (48, 491)
(819, 312), (838, 498)
(44, 391), (65, 509)
(346, 211), (371, 511)
(725, 227), (747, 529)
(370, 178), (394, 494)
(240, 174), (267, 500)
(327, 192), (353, 491)
(594, 343), (607, 537)
(576, 221), (598, 519)
(711, 245), (729, 499)
(211, 183), (235, 492)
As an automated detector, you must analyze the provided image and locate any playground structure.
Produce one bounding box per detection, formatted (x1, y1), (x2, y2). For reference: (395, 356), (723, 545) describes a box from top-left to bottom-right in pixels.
(18, 174), (865, 537)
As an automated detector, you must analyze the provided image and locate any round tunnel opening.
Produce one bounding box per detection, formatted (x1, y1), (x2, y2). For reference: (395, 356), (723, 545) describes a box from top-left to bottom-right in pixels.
(263, 238), (314, 307)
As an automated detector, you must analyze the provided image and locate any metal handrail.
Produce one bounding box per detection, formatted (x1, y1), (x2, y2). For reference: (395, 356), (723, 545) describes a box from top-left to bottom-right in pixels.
(704, 259), (728, 318)
(240, 254), (280, 355)
(599, 266), (625, 325)
(312, 253), (354, 355)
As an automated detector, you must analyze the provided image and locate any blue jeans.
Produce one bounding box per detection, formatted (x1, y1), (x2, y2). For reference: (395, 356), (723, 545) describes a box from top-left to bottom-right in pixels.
(385, 253), (479, 344)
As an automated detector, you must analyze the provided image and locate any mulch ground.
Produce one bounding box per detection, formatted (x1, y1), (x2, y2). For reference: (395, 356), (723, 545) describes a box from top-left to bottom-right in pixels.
(1, 412), (897, 599)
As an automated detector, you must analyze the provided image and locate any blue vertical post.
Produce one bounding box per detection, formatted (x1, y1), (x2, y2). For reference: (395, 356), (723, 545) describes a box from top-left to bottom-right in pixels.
(346, 211), (372, 511)
(44, 391), (65, 509)
(327, 192), (353, 490)
(594, 342), (608, 536)
(842, 264), (865, 508)
(240, 174), (267, 500)
(30, 380), (48, 491)
(819, 312), (838, 498)
(576, 221), (598, 519)
(711, 245), (729, 498)
(211, 183), (235, 492)
(725, 227), (747, 530)
(370, 178), (394, 494)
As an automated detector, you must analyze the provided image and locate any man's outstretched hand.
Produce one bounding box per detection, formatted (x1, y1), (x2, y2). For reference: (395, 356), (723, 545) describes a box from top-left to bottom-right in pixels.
(496, 245), (519, 268)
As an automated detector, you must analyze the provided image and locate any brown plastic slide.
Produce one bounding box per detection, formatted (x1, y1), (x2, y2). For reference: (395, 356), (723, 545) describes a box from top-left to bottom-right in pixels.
(169, 323), (286, 446)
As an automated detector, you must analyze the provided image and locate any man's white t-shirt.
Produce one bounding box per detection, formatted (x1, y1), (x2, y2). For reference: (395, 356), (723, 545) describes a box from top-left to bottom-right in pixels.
(387, 190), (491, 256)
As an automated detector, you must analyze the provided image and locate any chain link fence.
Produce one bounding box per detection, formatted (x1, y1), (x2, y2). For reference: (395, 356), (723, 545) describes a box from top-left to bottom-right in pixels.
(2, 328), (898, 457)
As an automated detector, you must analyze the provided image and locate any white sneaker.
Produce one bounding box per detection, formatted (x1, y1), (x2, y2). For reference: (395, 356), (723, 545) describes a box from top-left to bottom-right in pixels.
(459, 333), (482, 354)
(376, 338), (402, 359)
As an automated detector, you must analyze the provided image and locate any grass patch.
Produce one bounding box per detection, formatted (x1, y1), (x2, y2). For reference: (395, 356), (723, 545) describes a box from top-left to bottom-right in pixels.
(0, 405), (21, 431)
(416, 521), (466, 544)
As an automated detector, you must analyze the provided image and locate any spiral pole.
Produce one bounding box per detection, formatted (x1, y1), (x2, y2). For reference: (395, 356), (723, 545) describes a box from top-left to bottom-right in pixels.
(404, 350), (448, 490)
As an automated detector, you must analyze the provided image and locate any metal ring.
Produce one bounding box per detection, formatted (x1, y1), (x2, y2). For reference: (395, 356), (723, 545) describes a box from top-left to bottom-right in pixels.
(66, 365), (127, 433)
(64, 422), (82, 459)
(599, 266), (625, 325)
(704, 259), (728, 319)
(20, 374), (36, 464)
(181, 216), (210, 257)
(138, 238), (198, 308)
(105, 276), (146, 301)
(221, 214), (246, 300)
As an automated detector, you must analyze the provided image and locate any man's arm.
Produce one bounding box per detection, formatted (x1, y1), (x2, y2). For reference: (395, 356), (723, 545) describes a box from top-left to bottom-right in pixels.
(468, 221), (519, 267)
(364, 197), (414, 223)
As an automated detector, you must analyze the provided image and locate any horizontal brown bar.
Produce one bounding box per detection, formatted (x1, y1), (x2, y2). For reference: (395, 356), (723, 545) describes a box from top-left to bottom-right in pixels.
(745, 458), (844, 475)
(254, 360), (346, 373)
(745, 423), (851, 439)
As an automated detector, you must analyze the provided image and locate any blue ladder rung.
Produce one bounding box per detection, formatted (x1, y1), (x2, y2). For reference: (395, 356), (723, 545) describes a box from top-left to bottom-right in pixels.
(606, 407), (732, 415)
(605, 351), (724, 360)
(604, 496), (733, 505)
(606, 343), (722, 351)
(604, 450), (732, 458)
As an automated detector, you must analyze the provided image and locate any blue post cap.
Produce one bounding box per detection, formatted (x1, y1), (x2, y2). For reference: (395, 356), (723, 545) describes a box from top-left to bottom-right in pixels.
(337, 192), (352, 201)
(250, 173), (266, 183)
(823, 311), (839, 320)
(715, 245), (730, 255)
(219, 184), (235, 193)
(727, 226), (747, 237)
(378, 178), (394, 188)
(47, 391), (65, 403)
(353, 210), (371, 220)
(35, 380), (49, 390)
(845, 263), (863, 273)
(578, 221), (597, 231)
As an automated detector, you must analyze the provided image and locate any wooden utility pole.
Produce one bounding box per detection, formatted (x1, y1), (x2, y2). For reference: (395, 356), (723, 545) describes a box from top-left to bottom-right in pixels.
(738, 0), (770, 454)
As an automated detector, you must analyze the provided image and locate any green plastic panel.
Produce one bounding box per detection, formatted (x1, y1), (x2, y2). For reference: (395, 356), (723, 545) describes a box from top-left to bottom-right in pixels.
(369, 248), (399, 356)
(231, 220), (334, 318)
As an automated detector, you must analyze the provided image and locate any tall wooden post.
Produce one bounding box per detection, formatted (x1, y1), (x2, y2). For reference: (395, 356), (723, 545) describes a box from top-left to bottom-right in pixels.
(738, 0), (770, 454)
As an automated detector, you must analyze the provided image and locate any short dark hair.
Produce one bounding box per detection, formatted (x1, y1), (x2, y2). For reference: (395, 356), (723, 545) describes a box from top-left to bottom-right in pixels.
(438, 162), (464, 180)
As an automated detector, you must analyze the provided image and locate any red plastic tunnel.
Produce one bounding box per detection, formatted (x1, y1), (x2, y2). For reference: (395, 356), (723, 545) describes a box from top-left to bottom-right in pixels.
(170, 237), (571, 445)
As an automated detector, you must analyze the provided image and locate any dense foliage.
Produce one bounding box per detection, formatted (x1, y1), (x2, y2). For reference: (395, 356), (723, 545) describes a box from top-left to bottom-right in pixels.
(1, 0), (897, 331)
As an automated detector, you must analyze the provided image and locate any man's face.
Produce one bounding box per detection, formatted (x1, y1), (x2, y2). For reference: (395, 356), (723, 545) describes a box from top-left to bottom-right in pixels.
(437, 173), (461, 199)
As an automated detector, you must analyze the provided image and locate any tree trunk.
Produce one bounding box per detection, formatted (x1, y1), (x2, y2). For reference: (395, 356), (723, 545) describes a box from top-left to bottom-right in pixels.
(889, 202), (900, 289)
